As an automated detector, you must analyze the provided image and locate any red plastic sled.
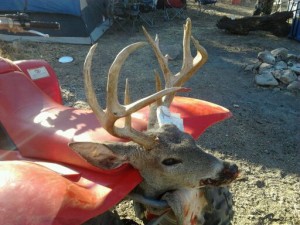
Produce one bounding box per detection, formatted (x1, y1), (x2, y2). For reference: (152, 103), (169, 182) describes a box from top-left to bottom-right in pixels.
(0, 56), (231, 225)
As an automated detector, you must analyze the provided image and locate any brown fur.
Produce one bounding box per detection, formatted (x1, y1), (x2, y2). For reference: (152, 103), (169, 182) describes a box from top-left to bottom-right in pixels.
(70, 124), (230, 198)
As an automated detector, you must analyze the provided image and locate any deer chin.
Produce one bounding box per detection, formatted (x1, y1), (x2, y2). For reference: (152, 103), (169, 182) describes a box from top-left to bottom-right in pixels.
(160, 188), (207, 224)
(136, 168), (240, 223)
(141, 188), (210, 224)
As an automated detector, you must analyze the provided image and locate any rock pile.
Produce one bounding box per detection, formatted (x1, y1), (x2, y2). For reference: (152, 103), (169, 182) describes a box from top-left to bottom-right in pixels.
(244, 48), (300, 92)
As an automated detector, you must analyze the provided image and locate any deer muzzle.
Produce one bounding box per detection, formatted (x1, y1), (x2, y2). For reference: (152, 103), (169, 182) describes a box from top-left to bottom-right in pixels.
(199, 163), (239, 187)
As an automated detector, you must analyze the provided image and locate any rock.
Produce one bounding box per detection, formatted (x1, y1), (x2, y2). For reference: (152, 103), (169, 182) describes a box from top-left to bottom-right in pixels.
(244, 61), (262, 73)
(272, 70), (283, 79)
(274, 61), (288, 70)
(273, 87), (281, 92)
(161, 44), (181, 60)
(284, 91), (294, 96)
(258, 63), (273, 74)
(287, 80), (300, 91)
(244, 64), (250, 70)
(256, 180), (266, 188)
(255, 72), (279, 86)
(287, 60), (295, 67)
(244, 64), (254, 71)
(73, 100), (90, 109)
(273, 69), (297, 84)
(258, 51), (276, 65)
(287, 53), (298, 62)
(270, 47), (289, 61)
(289, 63), (300, 75)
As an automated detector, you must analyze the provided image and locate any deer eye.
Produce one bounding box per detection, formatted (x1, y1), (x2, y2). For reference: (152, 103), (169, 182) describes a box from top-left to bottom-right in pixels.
(162, 158), (182, 166)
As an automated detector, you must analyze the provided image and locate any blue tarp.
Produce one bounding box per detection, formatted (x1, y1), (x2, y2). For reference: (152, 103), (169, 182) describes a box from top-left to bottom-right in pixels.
(27, 0), (81, 16)
(1, 0), (26, 11)
(1, 0), (81, 16)
(289, 1), (300, 41)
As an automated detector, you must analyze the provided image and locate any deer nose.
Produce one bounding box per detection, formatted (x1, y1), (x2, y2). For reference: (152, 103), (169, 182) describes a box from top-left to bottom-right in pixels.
(221, 163), (239, 180)
(229, 164), (239, 176)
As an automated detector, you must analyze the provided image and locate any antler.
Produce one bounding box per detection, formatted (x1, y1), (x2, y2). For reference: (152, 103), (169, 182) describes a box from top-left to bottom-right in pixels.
(83, 19), (207, 149)
(143, 18), (208, 107)
(84, 42), (183, 149)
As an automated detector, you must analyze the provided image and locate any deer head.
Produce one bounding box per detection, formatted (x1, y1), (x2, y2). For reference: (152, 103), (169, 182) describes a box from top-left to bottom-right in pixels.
(69, 19), (239, 199)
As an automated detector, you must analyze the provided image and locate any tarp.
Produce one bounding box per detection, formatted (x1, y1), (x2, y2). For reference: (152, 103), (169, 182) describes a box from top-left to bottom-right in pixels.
(0, 0), (112, 44)
(289, 0), (300, 41)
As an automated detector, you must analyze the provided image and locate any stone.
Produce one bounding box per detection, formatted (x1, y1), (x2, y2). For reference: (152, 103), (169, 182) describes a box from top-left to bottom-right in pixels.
(256, 180), (266, 188)
(270, 47), (289, 61)
(244, 64), (253, 71)
(258, 63), (273, 74)
(255, 72), (279, 86)
(274, 61), (287, 70)
(258, 51), (276, 65)
(73, 100), (90, 109)
(275, 69), (297, 84)
(272, 70), (283, 79)
(287, 53), (298, 62)
(273, 87), (281, 92)
(289, 63), (300, 75)
(287, 60), (295, 67)
(244, 61), (262, 73)
(161, 44), (181, 60)
(287, 80), (300, 91)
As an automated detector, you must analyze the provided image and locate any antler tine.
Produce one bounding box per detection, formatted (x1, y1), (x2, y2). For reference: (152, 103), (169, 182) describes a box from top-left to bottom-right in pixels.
(84, 43), (184, 149)
(147, 70), (163, 129)
(124, 78), (131, 129)
(143, 28), (172, 88)
(143, 18), (208, 107)
(174, 18), (208, 87)
(107, 42), (183, 117)
(106, 42), (146, 114)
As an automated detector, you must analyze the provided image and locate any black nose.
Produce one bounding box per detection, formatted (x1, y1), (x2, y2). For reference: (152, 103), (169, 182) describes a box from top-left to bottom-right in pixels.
(222, 163), (239, 180)
(229, 164), (239, 175)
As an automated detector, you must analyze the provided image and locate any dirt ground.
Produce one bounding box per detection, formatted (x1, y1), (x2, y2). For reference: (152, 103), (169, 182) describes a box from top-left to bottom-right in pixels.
(0, 0), (299, 224)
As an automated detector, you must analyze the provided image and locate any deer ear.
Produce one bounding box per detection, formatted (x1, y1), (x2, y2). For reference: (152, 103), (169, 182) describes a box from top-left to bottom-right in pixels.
(69, 142), (131, 170)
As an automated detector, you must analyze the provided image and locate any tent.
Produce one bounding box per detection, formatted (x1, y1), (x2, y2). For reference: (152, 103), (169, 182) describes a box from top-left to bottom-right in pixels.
(0, 0), (112, 44)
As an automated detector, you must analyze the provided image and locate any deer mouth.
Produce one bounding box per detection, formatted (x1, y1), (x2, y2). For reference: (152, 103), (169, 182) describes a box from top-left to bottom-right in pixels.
(199, 163), (239, 187)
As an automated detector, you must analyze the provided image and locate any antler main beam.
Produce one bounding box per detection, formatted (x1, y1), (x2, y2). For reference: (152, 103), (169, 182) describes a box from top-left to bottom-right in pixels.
(84, 43), (182, 149)
(143, 18), (208, 106)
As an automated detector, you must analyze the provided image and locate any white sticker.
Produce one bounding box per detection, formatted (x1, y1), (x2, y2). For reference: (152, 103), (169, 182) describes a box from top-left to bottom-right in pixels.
(27, 66), (50, 80)
(157, 106), (184, 131)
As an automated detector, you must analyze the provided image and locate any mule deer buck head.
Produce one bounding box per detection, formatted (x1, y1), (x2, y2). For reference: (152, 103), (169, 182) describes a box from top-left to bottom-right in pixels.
(69, 19), (238, 205)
